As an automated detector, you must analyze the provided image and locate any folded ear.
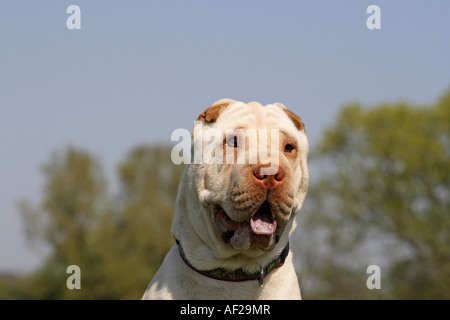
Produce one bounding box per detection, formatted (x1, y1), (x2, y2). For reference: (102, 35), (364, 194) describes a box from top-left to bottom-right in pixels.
(197, 98), (236, 123)
(274, 103), (305, 132)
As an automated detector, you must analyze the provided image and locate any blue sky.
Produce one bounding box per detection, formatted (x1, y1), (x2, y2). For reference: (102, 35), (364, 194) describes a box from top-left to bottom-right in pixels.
(1, 0), (449, 272)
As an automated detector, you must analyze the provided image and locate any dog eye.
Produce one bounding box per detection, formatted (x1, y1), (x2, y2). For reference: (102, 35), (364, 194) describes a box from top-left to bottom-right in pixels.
(284, 144), (294, 153)
(227, 136), (238, 148)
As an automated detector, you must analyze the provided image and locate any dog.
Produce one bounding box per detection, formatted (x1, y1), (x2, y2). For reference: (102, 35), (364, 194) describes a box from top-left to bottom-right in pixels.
(142, 99), (309, 299)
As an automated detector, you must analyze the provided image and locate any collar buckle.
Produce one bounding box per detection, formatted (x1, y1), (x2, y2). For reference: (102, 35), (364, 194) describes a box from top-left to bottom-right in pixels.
(259, 268), (265, 287)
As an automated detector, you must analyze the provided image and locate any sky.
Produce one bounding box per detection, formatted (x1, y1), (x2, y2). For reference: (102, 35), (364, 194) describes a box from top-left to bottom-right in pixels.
(1, 0), (449, 273)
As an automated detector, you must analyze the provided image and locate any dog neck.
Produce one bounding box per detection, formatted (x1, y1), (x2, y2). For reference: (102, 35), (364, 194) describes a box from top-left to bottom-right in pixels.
(175, 239), (290, 287)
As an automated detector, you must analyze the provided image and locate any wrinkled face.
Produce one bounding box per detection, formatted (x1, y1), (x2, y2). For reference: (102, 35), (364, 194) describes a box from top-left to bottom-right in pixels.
(193, 99), (309, 252)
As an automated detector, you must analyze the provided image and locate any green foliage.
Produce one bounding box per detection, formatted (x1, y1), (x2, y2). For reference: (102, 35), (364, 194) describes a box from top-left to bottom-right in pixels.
(296, 90), (450, 299)
(16, 145), (183, 299)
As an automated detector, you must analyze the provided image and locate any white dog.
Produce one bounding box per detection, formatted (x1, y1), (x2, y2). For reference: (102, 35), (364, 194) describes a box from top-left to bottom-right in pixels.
(142, 99), (309, 299)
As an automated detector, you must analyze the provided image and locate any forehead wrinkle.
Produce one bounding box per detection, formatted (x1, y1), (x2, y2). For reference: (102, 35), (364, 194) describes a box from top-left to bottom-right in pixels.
(218, 114), (255, 132)
(216, 102), (251, 125)
(255, 107), (267, 128)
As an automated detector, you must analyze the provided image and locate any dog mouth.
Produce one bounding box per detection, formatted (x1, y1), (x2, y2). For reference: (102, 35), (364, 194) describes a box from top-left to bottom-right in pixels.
(249, 201), (277, 235)
(215, 201), (282, 251)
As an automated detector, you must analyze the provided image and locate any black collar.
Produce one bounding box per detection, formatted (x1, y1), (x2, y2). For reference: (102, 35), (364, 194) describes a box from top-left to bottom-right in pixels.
(175, 239), (289, 287)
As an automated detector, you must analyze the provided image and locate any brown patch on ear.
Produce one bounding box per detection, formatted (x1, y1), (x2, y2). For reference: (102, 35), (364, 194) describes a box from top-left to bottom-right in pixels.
(197, 101), (232, 123)
(282, 108), (305, 131)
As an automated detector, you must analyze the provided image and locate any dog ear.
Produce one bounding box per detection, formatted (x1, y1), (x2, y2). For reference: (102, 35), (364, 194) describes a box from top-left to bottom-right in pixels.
(283, 108), (305, 131)
(274, 103), (305, 132)
(197, 99), (235, 123)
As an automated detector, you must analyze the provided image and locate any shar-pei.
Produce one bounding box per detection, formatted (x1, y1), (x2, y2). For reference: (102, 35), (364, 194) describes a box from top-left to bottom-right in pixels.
(142, 98), (309, 299)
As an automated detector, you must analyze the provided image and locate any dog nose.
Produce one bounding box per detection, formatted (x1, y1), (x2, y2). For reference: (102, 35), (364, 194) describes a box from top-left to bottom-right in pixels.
(253, 163), (284, 189)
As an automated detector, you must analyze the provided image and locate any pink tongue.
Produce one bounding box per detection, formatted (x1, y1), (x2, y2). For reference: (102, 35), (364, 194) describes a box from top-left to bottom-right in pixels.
(250, 210), (277, 235)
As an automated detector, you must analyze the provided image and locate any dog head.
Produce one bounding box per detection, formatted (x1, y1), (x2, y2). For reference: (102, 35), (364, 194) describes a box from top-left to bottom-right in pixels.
(172, 99), (309, 269)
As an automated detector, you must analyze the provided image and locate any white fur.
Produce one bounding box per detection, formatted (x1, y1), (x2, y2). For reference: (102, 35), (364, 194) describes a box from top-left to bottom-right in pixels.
(142, 99), (308, 300)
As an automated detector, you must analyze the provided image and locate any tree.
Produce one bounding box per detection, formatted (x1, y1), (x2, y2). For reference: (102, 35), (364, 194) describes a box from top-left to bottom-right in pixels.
(295, 90), (450, 299)
(19, 145), (183, 299)
(108, 145), (184, 298)
(20, 147), (107, 298)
